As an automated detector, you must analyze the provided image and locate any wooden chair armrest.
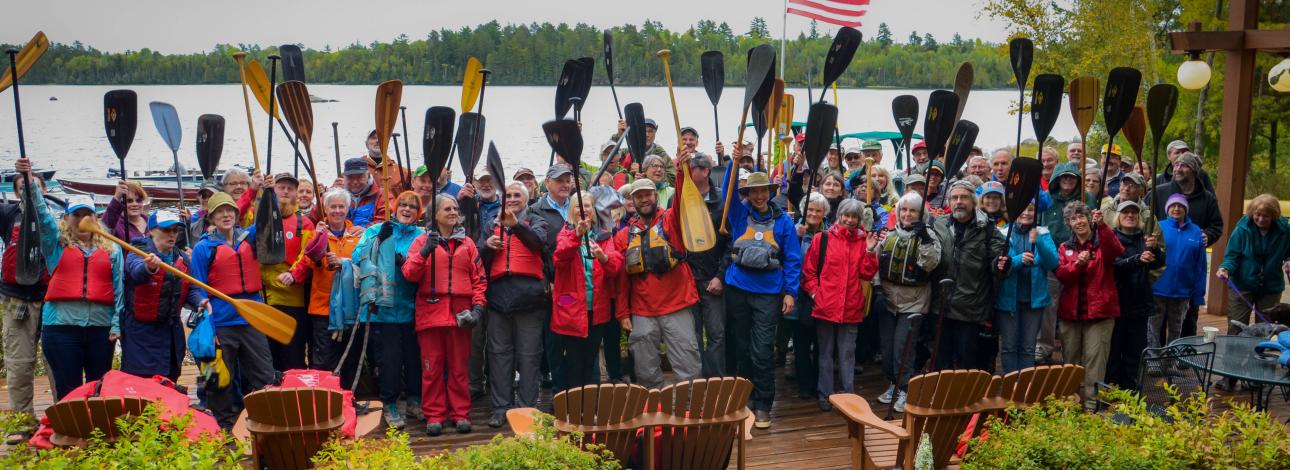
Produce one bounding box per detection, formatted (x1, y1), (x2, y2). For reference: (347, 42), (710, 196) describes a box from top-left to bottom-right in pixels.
(245, 415), (346, 435)
(829, 393), (910, 440)
(903, 397), (1011, 418)
(553, 415), (655, 434)
(506, 408), (540, 437)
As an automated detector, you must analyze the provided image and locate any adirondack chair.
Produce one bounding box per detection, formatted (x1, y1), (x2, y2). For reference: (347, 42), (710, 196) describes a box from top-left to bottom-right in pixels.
(994, 364), (1085, 406)
(509, 383), (651, 465)
(830, 369), (1006, 469)
(240, 388), (350, 470)
(645, 376), (753, 470)
(44, 396), (149, 447)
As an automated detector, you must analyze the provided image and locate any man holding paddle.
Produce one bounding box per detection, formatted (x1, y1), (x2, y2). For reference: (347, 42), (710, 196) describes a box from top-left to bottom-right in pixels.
(681, 152), (730, 378)
(930, 180), (1009, 370)
(342, 157), (387, 227)
(0, 168), (50, 443)
(241, 173), (317, 372)
(611, 118), (673, 185)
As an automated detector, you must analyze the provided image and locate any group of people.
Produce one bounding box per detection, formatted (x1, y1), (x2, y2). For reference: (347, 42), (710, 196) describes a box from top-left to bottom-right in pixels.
(2, 116), (1288, 442)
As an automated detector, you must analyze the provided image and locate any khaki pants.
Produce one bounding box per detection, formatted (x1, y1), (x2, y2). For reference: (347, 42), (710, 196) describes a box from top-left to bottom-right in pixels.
(1058, 317), (1115, 402)
(1, 294), (51, 424)
(628, 308), (701, 390)
(1227, 291), (1282, 335)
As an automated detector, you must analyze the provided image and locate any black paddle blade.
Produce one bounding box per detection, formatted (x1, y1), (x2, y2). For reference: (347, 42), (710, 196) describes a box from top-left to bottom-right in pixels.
(103, 89), (138, 161)
(195, 114), (225, 181)
(486, 141), (505, 186)
(922, 90), (960, 162)
(624, 103), (647, 163)
(603, 30), (616, 85)
(15, 198), (40, 286)
(256, 193), (286, 265)
(280, 44), (305, 83)
(701, 51), (725, 106)
(744, 45), (776, 109)
(574, 57), (594, 112)
(543, 119), (584, 169)
(944, 120), (979, 180)
(1008, 37), (1033, 89)
(1146, 84), (1178, 145)
(803, 102), (839, 174)
(454, 112), (486, 180)
(892, 95), (919, 151)
(821, 27), (863, 91)
(555, 60), (580, 119)
(422, 106), (456, 181)
(1029, 74), (1065, 148)
(1102, 67), (1142, 138)
(752, 51), (777, 113)
(1003, 157), (1043, 221)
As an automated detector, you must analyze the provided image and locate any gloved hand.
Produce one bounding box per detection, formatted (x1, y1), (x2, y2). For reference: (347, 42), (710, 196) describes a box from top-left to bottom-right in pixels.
(376, 221), (393, 242)
(394, 253), (406, 269)
(911, 220), (934, 244)
(419, 233), (440, 258)
(456, 304), (484, 328)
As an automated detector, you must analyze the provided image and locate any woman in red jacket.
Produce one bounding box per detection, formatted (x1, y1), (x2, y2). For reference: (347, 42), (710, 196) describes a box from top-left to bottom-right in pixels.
(802, 199), (879, 409)
(401, 193), (487, 436)
(552, 194), (624, 391)
(1054, 202), (1122, 405)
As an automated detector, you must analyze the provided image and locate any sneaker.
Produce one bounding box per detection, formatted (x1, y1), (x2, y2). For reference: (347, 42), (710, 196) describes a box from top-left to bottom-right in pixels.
(877, 384), (896, 405)
(426, 422), (443, 436)
(818, 399), (833, 412)
(893, 391), (907, 413)
(383, 405), (406, 429)
(455, 419), (472, 434)
(753, 410), (772, 429)
(405, 400), (424, 422)
(487, 412), (506, 429)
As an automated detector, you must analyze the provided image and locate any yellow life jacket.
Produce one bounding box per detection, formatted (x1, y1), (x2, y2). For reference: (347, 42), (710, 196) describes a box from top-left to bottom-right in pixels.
(624, 216), (680, 275)
(731, 215), (781, 271)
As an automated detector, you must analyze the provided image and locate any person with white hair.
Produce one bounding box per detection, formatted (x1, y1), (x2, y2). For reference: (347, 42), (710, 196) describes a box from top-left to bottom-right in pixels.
(875, 192), (941, 412)
(287, 188), (365, 376)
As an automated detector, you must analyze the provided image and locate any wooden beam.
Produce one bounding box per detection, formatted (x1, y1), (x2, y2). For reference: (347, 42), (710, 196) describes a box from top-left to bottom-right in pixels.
(1169, 29), (1290, 53)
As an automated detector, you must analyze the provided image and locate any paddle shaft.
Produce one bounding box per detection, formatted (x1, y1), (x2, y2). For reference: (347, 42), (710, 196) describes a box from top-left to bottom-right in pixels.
(170, 148), (189, 247)
(591, 133), (629, 187)
(885, 312), (923, 420)
(1096, 132), (1117, 199)
(265, 56), (280, 173)
(1015, 83), (1025, 159)
(331, 122), (340, 175)
(478, 70), (491, 114)
(232, 53), (262, 172)
(400, 107), (411, 172)
(392, 133), (406, 191)
(8, 50), (35, 245)
(719, 103), (752, 235)
(88, 220), (239, 306)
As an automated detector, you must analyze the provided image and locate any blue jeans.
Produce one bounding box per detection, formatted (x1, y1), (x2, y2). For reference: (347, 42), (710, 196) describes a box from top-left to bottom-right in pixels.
(42, 325), (114, 400)
(996, 308), (1043, 374)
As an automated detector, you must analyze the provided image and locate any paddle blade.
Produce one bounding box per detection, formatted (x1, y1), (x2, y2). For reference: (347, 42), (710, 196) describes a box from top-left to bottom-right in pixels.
(574, 57), (595, 111)
(555, 60), (579, 119)
(892, 95), (919, 151)
(678, 164), (716, 252)
(701, 51), (724, 106)
(0, 31), (49, 93)
(148, 101), (182, 153)
(374, 80), (403, 156)
(454, 113), (486, 179)
(1146, 84), (1178, 146)
(104, 90), (138, 161)
(944, 120), (980, 179)
(821, 27), (862, 90)
(461, 57), (483, 113)
(195, 114), (225, 180)
(603, 31), (616, 85)
(276, 80), (315, 150)
(1068, 76), (1099, 137)
(255, 193), (286, 265)
(778, 94), (795, 141)
(766, 79), (785, 136)
(1123, 106), (1147, 160)
(1029, 74), (1064, 148)
(624, 103), (647, 164)
(279, 44), (305, 83)
(15, 196), (40, 285)
(244, 60), (281, 119)
(743, 45), (776, 109)
(803, 102), (839, 174)
(542, 119), (584, 170)
(1008, 37), (1034, 89)
(1004, 157), (1043, 221)
(233, 299), (297, 345)
(422, 106), (456, 182)
(952, 62), (974, 123)
(1102, 67), (1142, 138)
(486, 141), (505, 187)
(922, 90), (960, 161)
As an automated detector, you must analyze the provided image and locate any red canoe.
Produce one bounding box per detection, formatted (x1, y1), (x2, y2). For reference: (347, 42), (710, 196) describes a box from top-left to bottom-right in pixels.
(58, 178), (202, 202)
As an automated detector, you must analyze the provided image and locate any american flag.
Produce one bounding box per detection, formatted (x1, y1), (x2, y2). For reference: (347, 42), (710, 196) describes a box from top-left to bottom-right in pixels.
(786, 0), (868, 28)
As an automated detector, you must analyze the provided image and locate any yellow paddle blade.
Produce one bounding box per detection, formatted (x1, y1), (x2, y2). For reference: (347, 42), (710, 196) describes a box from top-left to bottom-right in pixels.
(244, 60), (281, 120)
(1068, 76), (1098, 138)
(374, 80), (403, 155)
(777, 94), (794, 141)
(766, 79), (785, 136)
(0, 31), (50, 93)
(232, 299), (297, 345)
(461, 57), (483, 113)
(678, 165), (716, 252)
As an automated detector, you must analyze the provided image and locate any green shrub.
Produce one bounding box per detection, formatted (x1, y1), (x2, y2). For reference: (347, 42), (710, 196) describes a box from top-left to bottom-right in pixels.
(963, 388), (1290, 470)
(0, 405), (245, 469)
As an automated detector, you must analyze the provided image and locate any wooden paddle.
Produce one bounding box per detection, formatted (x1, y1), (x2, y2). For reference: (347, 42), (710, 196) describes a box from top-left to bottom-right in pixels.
(279, 44), (305, 83)
(1068, 76), (1099, 195)
(891, 95), (919, 174)
(1123, 105), (1147, 168)
(196, 114), (225, 183)
(275, 80), (326, 212)
(952, 62), (974, 129)
(603, 31), (622, 119)
(231, 52), (261, 171)
(701, 51), (724, 141)
(77, 217), (297, 344)
(1097, 67), (1142, 198)
(104, 90), (138, 180)
(818, 27), (862, 103)
(657, 49), (716, 252)
(461, 57), (483, 113)
(0, 31), (48, 93)
(1145, 84), (1178, 209)
(1009, 38), (1034, 158)
(765, 79), (785, 170)
(5, 32), (49, 287)
(245, 58), (310, 176)
(374, 80), (403, 210)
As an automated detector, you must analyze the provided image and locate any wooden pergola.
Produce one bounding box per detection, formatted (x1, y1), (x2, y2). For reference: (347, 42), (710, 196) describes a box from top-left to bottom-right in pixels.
(1168, 0), (1290, 316)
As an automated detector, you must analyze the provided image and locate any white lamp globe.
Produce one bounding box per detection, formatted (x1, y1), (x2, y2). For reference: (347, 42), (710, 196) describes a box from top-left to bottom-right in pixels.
(1177, 59), (1212, 90)
(1269, 58), (1290, 93)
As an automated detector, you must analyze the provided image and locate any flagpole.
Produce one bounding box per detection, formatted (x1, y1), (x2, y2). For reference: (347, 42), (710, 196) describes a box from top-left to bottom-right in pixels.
(780, 0), (787, 79)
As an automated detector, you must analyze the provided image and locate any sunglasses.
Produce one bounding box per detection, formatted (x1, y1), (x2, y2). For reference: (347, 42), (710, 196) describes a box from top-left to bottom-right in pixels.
(126, 198), (142, 204)
(397, 203), (419, 210)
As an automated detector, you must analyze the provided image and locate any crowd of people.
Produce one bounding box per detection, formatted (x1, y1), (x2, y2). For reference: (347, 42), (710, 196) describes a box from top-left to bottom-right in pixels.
(2, 117), (1289, 442)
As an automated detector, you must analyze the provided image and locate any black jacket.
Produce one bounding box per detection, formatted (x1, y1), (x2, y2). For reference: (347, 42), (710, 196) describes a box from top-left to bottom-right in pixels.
(0, 201), (46, 301)
(1151, 180), (1223, 247)
(1155, 165), (1214, 194)
(528, 196), (567, 282)
(479, 208), (550, 314)
(931, 209), (1009, 323)
(1112, 229), (1165, 318)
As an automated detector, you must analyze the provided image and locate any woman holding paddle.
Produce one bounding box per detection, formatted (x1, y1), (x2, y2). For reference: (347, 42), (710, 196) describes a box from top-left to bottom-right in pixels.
(103, 180), (150, 242)
(789, 192), (829, 404)
(993, 203), (1059, 374)
(288, 188), (365, 373)
(122, 209), (205, 382)
(17, 158), (125, 400)
(550, 193), (623, 391)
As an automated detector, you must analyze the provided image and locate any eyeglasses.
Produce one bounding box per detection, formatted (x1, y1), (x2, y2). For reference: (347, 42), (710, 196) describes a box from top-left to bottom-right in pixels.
(397, 203), (419, 210)
(845, 155), (861, 161)
(125, 198), (142, 204)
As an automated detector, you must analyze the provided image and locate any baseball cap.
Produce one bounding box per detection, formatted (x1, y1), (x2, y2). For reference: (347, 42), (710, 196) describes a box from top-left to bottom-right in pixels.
(546, 164), (574, 180)
(343, 157), (368, 176)
(513, 167), (535, 180)
(862, 140), (883, 151)
(414, 165), (429, 177)
(1116, 200), (1143, 213)
(1122, 172), (1146, 188)
(65, 195), (96, 215)
(912, 141), (927, 152)
(147, 209), (185, 230)
(844, 146), (862, 156)
(1166, 140), (1190, 153)
(642, 118), (658, 129)
(272, 172), (299, 186)
(680, 126), (698, 137)
(979, 181), (1005, 198)
(1100, 144), (1122, 156)
(627, 178), (656, 196)
(690, 152), (714, 169)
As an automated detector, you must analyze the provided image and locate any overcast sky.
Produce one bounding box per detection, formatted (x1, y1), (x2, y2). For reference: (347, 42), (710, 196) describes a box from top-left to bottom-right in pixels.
(3, 0), (1010, 53)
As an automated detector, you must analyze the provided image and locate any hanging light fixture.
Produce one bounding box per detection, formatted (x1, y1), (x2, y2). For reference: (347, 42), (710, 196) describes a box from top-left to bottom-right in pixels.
(1269, 55), (1290, 93)
(1177, 50), (1212, 90)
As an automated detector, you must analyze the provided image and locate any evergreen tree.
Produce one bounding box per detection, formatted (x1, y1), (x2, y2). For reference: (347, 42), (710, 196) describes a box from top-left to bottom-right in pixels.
(876, 23), (894, 47)
(750, 17), (770, 38)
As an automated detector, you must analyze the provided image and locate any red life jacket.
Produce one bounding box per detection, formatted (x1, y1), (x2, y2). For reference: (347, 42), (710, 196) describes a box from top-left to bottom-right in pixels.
(2, 225), (49, 286)
(44, 246), (114, 305)
(132, 255), (190, 322)
(488, 224), (544, 281)
(207, 240), (262, 295)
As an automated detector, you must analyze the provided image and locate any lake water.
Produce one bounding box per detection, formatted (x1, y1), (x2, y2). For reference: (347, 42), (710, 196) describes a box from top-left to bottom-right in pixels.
(0, 85), (1078, 184)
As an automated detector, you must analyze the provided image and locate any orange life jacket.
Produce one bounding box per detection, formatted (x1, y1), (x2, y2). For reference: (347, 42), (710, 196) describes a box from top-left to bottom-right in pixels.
(207, 240), (262, 295)
(44, 246), (114, 305)
(488, 224), (544, 281)
(132, 255), (190, 322)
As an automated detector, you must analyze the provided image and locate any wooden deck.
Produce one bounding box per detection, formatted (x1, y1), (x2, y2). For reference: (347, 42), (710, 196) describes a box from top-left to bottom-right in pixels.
(2, 311), (1286, 469)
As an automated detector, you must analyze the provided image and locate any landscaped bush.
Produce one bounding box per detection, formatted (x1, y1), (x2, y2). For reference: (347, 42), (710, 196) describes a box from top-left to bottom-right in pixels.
(963, 388), (1290, 470)
(0, 405), (244, 469)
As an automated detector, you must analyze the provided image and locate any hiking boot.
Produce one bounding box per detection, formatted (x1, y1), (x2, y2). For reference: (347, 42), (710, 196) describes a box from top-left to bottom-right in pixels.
(487, 412), (506, 429)
(893, 391), (907, 413)
(426, 422), (443, 436)
(405, 400), (424, 422)
(384, 404), (406, 429)
(877, 384), (896, 404)
(818, 399), (833, 412)
(753, 410), (772, 429)
(455, 419), (472, 434)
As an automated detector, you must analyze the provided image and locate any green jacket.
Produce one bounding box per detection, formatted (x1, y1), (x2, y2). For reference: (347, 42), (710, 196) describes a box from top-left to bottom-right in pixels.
(1220, 215), (1290, 295)
(931, 209), (1009, 323)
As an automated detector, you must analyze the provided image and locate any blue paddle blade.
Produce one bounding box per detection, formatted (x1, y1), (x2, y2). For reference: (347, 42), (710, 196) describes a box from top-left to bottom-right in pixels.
(149, 101), (182, 152)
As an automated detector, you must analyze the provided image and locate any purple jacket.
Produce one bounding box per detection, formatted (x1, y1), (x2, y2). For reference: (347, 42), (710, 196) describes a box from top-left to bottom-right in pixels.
(103, 197), (148, 243)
